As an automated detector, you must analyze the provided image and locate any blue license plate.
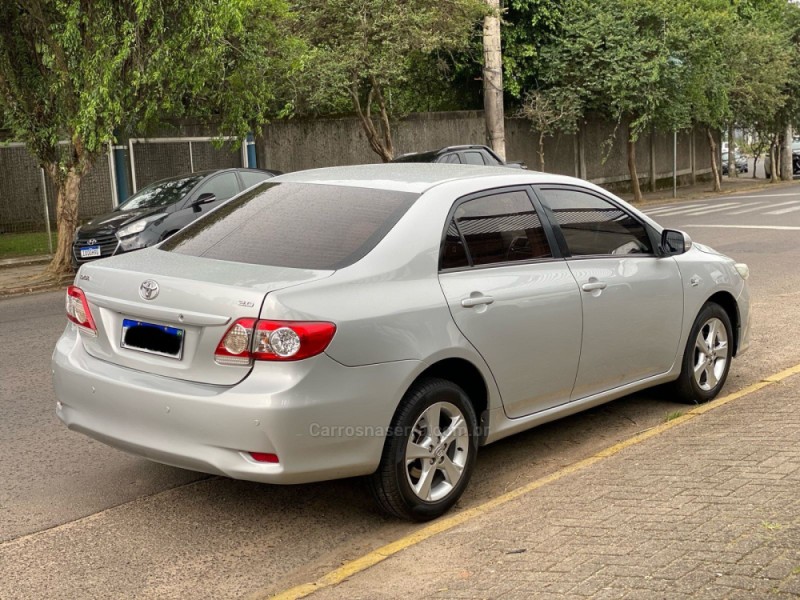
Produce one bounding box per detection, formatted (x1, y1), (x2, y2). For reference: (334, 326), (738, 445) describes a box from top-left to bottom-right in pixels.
(121, 319), (184, 359)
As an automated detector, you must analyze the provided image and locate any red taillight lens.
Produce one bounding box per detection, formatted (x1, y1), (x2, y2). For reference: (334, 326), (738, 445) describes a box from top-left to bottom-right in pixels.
(214, 318), (335, 365)
(253, 320), (336, 361)
(65, 285), (97, 335)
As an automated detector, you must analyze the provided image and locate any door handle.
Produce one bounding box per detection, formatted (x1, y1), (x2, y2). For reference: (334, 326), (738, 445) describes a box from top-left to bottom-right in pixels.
(461, 294), (495, 308)
(581, 281), (608, 292)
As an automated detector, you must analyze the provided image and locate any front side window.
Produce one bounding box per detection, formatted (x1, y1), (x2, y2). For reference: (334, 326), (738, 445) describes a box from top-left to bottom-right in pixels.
(194, 172), (240, 203)
(443, 190), (551, 268)
(240, 170), (273, 188)
(539, 188), (653, 256)
(162, 183), (418, 270)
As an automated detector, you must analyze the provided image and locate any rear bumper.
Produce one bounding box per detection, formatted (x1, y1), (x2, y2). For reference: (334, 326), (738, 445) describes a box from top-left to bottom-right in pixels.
(52, 326), (418, 484)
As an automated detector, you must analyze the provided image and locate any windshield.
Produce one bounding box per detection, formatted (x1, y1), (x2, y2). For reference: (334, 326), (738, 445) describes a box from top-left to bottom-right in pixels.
(118, 174), (204, 211)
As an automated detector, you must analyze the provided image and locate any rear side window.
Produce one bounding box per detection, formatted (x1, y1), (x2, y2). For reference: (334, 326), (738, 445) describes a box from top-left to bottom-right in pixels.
(463, 152), (486, 165)
(162, 183), (418, 270)
(443, 190), (552, 268)
(538, 188), (653, 256)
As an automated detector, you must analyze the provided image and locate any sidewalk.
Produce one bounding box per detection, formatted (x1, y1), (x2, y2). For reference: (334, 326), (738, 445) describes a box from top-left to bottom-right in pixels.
(310, 374), (800, 600)
(0, 255), (66, 297)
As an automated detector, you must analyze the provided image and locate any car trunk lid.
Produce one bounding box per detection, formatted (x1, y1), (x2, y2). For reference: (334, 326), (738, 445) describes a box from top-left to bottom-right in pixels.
(74, 249), (332, 386)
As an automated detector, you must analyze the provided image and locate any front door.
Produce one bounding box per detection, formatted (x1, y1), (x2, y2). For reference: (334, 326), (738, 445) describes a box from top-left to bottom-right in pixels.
(535, 186), (684, 400)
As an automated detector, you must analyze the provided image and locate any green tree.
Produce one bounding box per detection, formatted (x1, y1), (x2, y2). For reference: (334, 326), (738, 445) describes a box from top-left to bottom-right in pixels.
(0, 0), (297, 278)
(501, 0), (565, 100)
(538, 0), (684, 202)
(517, 88), (581, 171)
(291, 0), (486, 162)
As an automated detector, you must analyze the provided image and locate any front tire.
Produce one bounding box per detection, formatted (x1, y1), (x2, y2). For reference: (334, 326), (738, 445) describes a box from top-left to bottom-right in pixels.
(673, 302), (733, 404)
(368, 378), (479, 521)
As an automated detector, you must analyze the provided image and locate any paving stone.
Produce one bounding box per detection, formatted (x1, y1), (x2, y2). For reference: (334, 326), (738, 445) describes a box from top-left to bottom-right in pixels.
(312, 378), (800, 600)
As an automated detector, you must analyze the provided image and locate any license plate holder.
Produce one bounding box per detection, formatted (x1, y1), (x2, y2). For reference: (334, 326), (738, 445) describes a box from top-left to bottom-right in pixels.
(80, 245), (101, 258)
(121, 319), (184, 360)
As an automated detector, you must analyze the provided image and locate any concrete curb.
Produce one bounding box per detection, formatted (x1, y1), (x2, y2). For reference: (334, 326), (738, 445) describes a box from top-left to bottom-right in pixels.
(0, 255), (52, 270)
(0, 282), (66, 299)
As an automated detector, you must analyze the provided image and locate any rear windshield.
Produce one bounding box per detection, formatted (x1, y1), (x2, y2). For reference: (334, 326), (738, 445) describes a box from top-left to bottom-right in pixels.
(161, 182), (418, 270)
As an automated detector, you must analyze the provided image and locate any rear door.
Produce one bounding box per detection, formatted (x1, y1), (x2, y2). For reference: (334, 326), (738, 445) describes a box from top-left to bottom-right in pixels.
(535, 185), (684, 400)
(438, 187), (583, 418)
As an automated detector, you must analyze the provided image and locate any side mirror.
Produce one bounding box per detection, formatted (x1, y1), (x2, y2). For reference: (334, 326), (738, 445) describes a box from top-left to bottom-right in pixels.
(192, 192), (216, 209)
(660, 229), (692, 256)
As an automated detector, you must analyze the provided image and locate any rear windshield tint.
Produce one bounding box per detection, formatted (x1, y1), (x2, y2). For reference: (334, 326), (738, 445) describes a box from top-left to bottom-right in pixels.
(161, 182), (418, 270)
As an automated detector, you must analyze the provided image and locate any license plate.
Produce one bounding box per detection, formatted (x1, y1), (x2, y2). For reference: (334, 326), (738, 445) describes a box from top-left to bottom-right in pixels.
(121, 319), (184, 359)
(80, 245), (101, 258)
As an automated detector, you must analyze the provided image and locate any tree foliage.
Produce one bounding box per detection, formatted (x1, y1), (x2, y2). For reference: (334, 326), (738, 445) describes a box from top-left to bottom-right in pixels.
(291, 0), (486, 162)
(0, 0), (297, 276)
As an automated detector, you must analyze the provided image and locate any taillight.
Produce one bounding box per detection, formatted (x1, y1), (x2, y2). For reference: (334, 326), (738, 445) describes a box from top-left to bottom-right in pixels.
(214, 318), (257, 366)
(215, 318), (335, 365)
(65, 285), (97, 336)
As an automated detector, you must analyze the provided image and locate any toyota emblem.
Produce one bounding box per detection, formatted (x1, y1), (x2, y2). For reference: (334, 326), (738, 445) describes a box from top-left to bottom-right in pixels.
(139, 279), (160, 301)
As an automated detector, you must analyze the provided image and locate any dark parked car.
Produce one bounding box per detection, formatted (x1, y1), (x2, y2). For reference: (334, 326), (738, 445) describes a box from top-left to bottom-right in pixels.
(721, 151), (748, 175)
(391, 145), (526, 169)
(764, 141), (800, 178)
(72, 168), (279, 267)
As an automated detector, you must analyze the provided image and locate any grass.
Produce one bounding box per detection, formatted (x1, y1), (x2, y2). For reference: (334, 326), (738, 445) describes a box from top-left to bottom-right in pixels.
(664, 410), (684, 422)
(762, 521), (783, 531)
(0, 232), (57, 258)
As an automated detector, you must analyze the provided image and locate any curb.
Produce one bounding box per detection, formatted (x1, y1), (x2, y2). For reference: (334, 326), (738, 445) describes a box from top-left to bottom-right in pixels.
(0, 255), (52, 270)
(626, 178), (798, 207)
(0, 282), (66, 299)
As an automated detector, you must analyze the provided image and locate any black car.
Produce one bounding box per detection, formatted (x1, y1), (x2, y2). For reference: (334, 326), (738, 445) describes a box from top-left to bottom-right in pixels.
(721, 151), (748, 175)
(72, 168), (279, 268)
(390, 145), (526, 169)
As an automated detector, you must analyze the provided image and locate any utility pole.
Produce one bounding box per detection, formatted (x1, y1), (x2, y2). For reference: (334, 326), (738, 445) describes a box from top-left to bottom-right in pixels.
(482, 0), (506, 160)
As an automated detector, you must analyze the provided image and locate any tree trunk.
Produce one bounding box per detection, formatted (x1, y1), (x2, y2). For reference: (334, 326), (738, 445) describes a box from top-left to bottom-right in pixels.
(770, 137), (779, 183)
(727, 122), (736, 178)
(752, 155), (758, 179)
(46, 165), (84, 278)
(706, 128), (721, 191)
(350, 82), (393, 162)
(627, 137), (642, 203)
(781, 124), (793, 181)
(482, 0), (505, 160)
(537, 131), (545, 171)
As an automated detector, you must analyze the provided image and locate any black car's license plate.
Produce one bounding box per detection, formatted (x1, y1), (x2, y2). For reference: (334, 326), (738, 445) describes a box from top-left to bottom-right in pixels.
(121, 319), (184, 359)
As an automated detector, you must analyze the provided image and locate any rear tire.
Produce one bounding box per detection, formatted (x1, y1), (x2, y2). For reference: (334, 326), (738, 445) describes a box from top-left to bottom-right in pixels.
(672, 302), (733, 404)
(368, 377), (479, 521)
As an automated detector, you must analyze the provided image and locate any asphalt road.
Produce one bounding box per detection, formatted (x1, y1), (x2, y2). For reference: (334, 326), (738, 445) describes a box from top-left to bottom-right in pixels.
(1, 184), (800, 598)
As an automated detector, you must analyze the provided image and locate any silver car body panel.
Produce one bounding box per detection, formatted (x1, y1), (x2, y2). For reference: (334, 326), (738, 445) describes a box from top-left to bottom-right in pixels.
(53, 164), (751, 483)
(439, 261), (582, 418)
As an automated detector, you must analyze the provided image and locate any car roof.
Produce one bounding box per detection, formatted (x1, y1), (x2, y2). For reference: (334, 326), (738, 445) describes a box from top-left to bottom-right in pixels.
(272, 163), (573, 194)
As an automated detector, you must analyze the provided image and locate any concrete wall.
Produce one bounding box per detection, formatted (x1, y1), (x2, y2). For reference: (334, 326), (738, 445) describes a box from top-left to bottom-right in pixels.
(260, 110), (717, 193)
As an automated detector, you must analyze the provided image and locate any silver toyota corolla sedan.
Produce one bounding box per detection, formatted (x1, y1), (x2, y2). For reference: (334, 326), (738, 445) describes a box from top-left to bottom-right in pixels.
(53, 164), (751, 521)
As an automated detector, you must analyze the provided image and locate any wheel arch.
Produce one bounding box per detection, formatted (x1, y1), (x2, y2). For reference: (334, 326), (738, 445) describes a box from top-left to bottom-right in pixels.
(706, 291), (740, 356)
(409, 358), (490, 443)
